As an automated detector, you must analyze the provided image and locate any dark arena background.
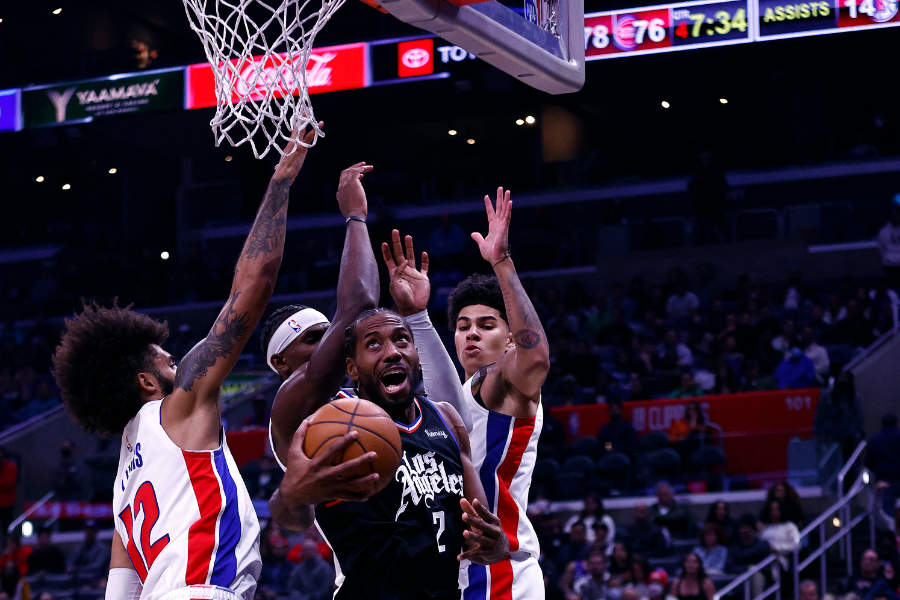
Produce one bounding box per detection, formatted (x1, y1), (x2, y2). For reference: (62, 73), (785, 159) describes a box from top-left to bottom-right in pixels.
(0, 0), (899, 599)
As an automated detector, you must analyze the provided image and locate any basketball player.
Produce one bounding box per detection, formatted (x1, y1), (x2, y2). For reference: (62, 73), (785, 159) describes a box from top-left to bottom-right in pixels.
(261, 159), (384, 516)
(384, 189), (550, 600)
(276, 306), (511, 599)
(51, 127), (319, 600)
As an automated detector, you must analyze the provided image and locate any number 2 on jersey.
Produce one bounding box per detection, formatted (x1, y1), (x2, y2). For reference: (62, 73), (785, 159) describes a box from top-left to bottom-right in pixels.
(432, 510), (446, 552)
(118, 481), (171, 580)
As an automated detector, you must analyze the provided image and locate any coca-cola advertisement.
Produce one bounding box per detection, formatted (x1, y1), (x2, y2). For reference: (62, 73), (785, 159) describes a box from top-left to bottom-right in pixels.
(185, 42), (368, 110)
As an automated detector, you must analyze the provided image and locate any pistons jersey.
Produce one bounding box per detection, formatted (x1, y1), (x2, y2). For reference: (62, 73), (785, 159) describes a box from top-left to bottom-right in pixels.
(113, 399), (261, 600)
(313, 392), (465, 600)
(460, 368), (544, 600)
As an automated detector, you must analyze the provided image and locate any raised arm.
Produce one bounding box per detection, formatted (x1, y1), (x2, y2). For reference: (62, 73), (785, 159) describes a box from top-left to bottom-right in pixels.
(472, 188), (550, 404)
(165, 127), (317, 447)
(381, 229), (470, 426)
(269, 162), (379, 466)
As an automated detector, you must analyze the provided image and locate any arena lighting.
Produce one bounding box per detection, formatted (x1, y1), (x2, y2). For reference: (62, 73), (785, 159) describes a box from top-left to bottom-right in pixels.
(466, 138), (475, 145)
(661, 100), (671, 109)
(515, 119), (525, 126)
(524, 115), (536, 124)
(21, 521), (33, 537)
(160, 251), (170, 260)
(862, 470), (870, 484)
(224, 155), (233, 162)
(61, 183), (71, 190)
(719, 98), (729, 104)
(35, 176), (44, 183)
(52, 7), (62, 15)
(447, 129), (457, 136)
(832, 517), (841, 528)
(108, 167), (117, 174)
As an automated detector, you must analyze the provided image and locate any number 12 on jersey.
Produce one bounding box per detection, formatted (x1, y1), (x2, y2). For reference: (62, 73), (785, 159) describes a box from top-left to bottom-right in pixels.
(118, 481), (170, 580)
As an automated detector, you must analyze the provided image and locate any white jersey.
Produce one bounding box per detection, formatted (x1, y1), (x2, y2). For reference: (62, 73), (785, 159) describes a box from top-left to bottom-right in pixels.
(460, 372), (544, 600)
(113, 400), (261, 600)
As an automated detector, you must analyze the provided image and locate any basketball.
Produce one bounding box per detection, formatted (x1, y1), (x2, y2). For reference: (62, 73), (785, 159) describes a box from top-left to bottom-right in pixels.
(302, 396), (402, 494)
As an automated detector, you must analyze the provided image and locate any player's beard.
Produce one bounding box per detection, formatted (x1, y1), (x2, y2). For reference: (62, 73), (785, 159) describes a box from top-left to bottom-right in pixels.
(357, 366), (421, 420)
(148, 366), (175, 397)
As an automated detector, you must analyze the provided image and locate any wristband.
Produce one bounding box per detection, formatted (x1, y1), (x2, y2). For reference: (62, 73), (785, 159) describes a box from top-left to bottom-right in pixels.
(107, 568), (142, 600)
(345, 215), (366, 225)
(492, 253), (511, 268)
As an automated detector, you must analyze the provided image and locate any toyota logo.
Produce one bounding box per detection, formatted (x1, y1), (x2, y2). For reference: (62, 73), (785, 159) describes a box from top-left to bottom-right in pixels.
(401, 48), (431, 69)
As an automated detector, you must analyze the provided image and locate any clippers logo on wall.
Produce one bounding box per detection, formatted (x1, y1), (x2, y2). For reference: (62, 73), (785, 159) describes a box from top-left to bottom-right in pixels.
(185, 42), (368, 110)
(0, 89), (21, 132)
(397, 39), (434, 77)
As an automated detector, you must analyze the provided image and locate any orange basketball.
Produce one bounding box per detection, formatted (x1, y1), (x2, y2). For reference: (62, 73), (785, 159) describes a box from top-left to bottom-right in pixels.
(302, 396), (402, 495)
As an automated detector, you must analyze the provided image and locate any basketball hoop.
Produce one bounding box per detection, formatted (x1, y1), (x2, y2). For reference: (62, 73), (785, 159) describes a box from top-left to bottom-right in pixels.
(182, 0), (345, 159)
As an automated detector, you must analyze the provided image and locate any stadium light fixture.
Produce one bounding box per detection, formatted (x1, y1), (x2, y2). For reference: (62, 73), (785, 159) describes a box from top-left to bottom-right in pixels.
(35, 176), (44, 183)
(448, 129), (457, 136)
(832, 517), (841, 528)
(62, 183), (71, 190)
(108, 167), (117, 174)
(719, 98), (728, 104)
(21, 521), (33, 537)
(862, 470), (870, 484)
(52, 8), (62, 15)
(661, 100), (671, 109)
(161, 251), (170, 261)
(224, 155), (233, 162)
(466, 138), (475, 145)
(524, 115), (536, 125)
(515, 119), (525, 126)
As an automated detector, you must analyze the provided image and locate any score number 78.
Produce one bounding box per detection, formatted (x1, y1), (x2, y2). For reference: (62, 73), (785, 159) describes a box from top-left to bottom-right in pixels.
(584, 17), (666, 49)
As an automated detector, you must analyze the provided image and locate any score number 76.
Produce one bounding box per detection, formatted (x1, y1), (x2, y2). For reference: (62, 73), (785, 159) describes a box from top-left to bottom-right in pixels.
(584, 17), (666, 49)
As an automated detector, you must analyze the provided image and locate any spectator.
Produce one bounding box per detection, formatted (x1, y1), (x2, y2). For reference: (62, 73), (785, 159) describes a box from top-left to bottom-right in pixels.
(814, 372), (864, 460)
(651, 482), (694, 538)
(670, 552), (716, 600)
(0, 534), (30, 577)
(656, 330), (694, 370)
(706, 500), (737, 545)
(726, 515), (771, 574)
(867, 561), (900, 600)
(51, 440), (84, 502)
(608, 541), (632, 583)
(867, 414), (900, 513)
(877, 206), (900, 292)
(627, 555), (652, 598)
(759, 500), (800, 569)
(287, 539), (334, 600)
(647, 569), (668, 600)
(666, 285), (700, 320)
(26, 529), (64, 574)
(668, 372), (705, 399)
(597, 400), (638, 458)
(721, 335), (744, 376)
(774, 347), (817, 389)
(667, 401), (708, 444)
(847, 549), (882, 596)
(0, 449), (15, 541)
(556, 521), (592, 571)
(771, 320), (796, 355)
(68, 520), (108, 578)
(573, 552), (611, 600)
(592, 522), (614, 559)
(259, 525), (293, 594)
(694, 523), (727, 574)
(625, 503), (668, 557)
(765, 481), (804, 526)
(799, 580), (820, 600)
(799, 327), (830, 383)
(565, 494), (615, 545)
(242, 455), (282, 501)
(741, 360), (776, 392)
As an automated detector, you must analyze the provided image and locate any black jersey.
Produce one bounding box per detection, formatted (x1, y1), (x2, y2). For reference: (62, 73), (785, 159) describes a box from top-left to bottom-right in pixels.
(315, 394), (465, 600)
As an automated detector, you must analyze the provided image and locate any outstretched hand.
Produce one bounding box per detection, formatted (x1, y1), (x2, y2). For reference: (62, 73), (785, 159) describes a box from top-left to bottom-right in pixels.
(457, 498), (509, 565)
(279, 417), (380, 506)
(336, 162), (373, 220)
(381, 229), (430, 317)
(471, 187), (512, 267)
(272, 122), (322, 184)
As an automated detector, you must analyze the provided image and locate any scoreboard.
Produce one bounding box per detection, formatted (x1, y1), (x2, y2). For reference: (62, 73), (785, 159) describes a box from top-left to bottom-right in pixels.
(585, 0), (899, 59)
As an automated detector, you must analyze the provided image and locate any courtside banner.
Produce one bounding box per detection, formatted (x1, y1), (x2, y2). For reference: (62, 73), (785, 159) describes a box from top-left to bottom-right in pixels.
(185, 42), (369, 110)
(550, 388), (820, 476)
(0, 89), (21, 132)
(21, 67), (184, 128)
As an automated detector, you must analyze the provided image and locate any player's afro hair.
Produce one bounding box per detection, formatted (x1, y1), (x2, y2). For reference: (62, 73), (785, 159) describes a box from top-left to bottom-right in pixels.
(52, 301), (169, 436)
(446, 274), (508, 330)
(259, 304), (310, 356)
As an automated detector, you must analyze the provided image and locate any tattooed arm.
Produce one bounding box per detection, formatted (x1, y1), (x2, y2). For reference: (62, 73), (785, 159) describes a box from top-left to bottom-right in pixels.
(163, 127), (318, 449)
(470, 188), (549, 406)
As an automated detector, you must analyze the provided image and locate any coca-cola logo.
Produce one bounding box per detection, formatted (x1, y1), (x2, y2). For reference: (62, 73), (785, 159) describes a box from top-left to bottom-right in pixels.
(401, 48), (431, 69)
(233, 52), (337, 100)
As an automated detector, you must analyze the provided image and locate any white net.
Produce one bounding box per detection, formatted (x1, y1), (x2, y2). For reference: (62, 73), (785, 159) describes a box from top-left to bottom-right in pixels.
(183, 0), (346, 159)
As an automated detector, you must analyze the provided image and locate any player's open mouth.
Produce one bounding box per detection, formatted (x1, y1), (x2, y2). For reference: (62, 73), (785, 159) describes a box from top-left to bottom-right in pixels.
(464, 345), (480, 357)
(379, 367), (408, 395)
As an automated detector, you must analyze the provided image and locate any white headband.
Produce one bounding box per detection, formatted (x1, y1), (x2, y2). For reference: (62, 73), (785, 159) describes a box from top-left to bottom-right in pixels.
(266, 308), (330, 372)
